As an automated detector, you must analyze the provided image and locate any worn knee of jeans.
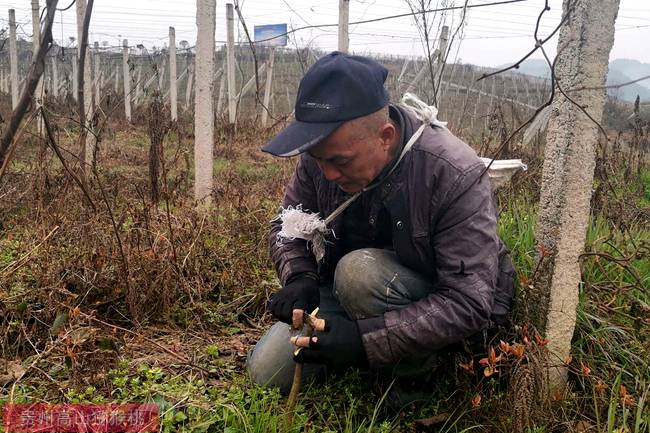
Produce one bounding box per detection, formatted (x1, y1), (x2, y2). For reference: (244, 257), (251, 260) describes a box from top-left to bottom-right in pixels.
(333, 249), (391, 319)
(334, 248), (432, 319)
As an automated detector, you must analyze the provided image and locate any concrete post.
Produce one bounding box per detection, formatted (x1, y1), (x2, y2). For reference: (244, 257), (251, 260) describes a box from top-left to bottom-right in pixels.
(217, 67), (225, 114)
(226, 3), (236, 124)
(474, 69), (484, 128)
(194, 0), (216, 204)
(163, 66), (187, 100)
(158, 57), (166, 91)
(99, 62), (105, 95)
(489, 75), (496, 110)
(522, 75), (531, 101)
(114, 61), (120, 94)
(397, 57), (411, 94)
(169, 26), (178, 121)
(122, 39), (131, 122)
(9, 9), (19, 109)
(533, 0), (620, 388)
(338, 0), (349, 52)
(185, 58), (194, 110)
(94, 41), (100, 108)
(51, 56), (59, 98)
(261, 47), (275, 127)
(216, 51), (226, 114)
(438, 25), (449, 65)
(134, 64), (142, 104)
(72, 53), (78, 100)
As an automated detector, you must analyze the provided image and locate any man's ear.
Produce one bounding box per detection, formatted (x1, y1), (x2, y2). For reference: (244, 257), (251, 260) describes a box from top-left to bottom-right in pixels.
(379, 122), (396, 150)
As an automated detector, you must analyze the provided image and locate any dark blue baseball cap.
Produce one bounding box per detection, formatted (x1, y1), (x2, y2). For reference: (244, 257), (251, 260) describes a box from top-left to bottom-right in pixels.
(262, 51), (389, 157)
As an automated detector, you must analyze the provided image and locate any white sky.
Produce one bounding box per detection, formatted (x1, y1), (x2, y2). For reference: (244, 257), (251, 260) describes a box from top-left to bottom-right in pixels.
(0, 0), (648, 67)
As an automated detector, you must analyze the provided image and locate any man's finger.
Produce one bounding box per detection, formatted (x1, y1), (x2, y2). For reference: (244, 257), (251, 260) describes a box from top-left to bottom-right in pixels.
(290, 335), (316, 347)
(304, 313), (326, 332)
(292, 308), (304, 329)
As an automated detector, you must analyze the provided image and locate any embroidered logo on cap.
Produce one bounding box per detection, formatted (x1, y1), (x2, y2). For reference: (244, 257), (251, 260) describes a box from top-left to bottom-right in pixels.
(300, 102), (337, 110)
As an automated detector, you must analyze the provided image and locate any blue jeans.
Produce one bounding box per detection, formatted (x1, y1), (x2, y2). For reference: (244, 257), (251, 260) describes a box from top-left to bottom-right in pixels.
(246, 248), (434, 394)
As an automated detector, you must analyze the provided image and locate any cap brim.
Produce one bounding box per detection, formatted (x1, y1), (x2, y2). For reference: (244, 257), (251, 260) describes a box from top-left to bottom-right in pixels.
(261, 119), (343, 157)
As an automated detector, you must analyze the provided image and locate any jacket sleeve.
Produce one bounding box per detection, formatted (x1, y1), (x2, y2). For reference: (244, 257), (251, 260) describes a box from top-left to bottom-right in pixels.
(269, 156), (320, 286)
(360, 162), (499, 368)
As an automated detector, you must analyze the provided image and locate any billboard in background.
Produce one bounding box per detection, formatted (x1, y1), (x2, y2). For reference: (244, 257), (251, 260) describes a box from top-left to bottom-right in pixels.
(254, 24), (288, 47)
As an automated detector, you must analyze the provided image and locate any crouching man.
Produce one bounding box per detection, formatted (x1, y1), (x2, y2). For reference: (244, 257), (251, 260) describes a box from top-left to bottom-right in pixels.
(247, 52), (516, 394)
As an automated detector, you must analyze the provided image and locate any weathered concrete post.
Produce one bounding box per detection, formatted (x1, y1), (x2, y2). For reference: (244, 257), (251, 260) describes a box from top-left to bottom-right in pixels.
(114, 60), (120, 94)
(226, 3), (236, 124)
(338, 0), (349, 52)
(134, 64), (142, 104)
(436, 25), (449, 106)
(51, 56), (59, 99)
(185, 57), (194, 110)
(532, 0), (620, 388)
(158, 57), (166, 91)
(194, 0), (216, 204)
(474, 68), (485, 128)
(169, 26), (178, 121)
(8, 9), (19, 109)
(522, 75), (531, 101)
(71, 52), (78, 101)
(93, 41), (100, 108)
(438, 25), (449, 65)
(217, 50), (226, 114)
(261, 47), (275, 127)
(122, 39), (131, 122)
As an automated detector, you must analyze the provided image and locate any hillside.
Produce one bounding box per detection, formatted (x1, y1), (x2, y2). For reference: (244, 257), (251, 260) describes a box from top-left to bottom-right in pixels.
(502, 58), (650, 102)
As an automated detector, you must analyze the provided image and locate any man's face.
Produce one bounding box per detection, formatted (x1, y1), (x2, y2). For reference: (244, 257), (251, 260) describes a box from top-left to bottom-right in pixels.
(308, 118), (397, 193)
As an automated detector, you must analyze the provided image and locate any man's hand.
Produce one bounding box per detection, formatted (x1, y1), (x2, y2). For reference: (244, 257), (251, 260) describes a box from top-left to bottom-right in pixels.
(292, 314), (366, 368)
(267, 274), (319, 325)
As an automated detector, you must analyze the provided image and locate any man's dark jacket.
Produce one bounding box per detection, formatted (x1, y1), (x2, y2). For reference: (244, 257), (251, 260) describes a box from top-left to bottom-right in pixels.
(269, 105), (516, 368)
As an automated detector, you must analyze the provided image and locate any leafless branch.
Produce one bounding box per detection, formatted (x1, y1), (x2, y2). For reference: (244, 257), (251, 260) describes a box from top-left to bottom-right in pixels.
(40, 107), (97, 211)
(568, 74), (650, 92)
(435, 0), (470, 103)
(406, 0), (439, 105)
(538, 44), (609, 141)
(477, 0), (574, 82)
(234, 1), (260, 107)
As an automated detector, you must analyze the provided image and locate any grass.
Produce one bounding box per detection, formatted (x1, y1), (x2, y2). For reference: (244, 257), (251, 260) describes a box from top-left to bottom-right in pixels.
(496, 194), (649, 433)
(1, 118), (649, 432)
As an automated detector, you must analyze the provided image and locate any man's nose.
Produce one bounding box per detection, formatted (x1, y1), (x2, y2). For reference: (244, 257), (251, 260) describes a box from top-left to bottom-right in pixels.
(319, 161), (343, 182)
